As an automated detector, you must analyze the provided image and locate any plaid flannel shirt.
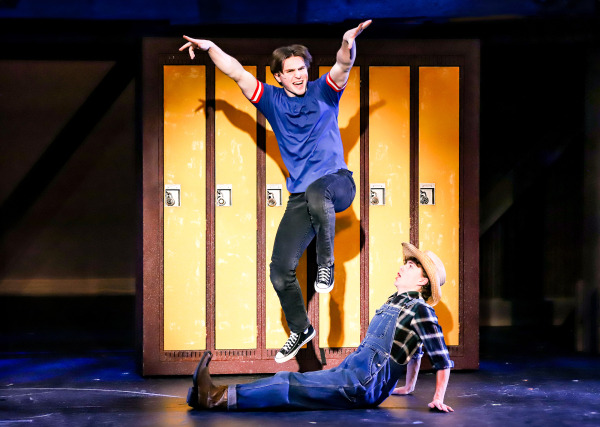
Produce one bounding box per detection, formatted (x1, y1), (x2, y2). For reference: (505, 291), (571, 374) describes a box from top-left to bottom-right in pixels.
(385, 291), (454, 371)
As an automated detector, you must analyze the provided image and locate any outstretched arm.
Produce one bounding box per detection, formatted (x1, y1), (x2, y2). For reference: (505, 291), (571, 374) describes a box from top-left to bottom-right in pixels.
(428, 368), (453, 412)
(411, 303), (455, 412)
(179, 36), (258, 100)
(329, 20), (372, 89)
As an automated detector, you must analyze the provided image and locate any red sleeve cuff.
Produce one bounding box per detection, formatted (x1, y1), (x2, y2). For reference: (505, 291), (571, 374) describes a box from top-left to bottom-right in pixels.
(326, 72), (346, 92)
(250, 79), (264, 103)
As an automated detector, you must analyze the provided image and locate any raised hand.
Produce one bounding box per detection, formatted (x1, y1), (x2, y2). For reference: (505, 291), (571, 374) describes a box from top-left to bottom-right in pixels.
(343, 19), (372, 49)
(179, 36), (215, 60)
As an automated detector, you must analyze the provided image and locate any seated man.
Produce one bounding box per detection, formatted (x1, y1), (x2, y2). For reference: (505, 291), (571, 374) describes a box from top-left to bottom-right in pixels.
(187, 242), (454, 413)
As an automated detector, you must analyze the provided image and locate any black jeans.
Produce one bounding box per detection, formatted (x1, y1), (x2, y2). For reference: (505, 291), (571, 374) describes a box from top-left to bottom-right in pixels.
(269, 169), (356, 333)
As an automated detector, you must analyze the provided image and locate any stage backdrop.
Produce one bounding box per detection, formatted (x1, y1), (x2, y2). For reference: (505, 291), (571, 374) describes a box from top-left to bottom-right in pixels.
(141, 37), (480, 374)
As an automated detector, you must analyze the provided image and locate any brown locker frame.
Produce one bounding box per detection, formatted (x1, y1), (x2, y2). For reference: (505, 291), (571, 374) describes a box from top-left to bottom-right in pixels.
(140, 37), (479, 375)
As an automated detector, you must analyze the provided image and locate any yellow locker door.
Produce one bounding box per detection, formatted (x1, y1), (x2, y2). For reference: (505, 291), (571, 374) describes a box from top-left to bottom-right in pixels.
(368, 66), (412, 318)
(318, 66), (362, 350)
(214, 67), (258, 350)
(163, 65), (207, 352)
(418, 66), (461, 346)
(264, 70), (307, 351)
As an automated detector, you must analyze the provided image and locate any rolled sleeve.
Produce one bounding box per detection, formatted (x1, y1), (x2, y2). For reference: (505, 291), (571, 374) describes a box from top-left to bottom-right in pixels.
(411, 344), (424, 360)
(412, 305), (454, 371)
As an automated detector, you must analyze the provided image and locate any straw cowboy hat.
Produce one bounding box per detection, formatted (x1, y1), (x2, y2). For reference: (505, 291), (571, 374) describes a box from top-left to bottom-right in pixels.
(402, 242), (446, 306)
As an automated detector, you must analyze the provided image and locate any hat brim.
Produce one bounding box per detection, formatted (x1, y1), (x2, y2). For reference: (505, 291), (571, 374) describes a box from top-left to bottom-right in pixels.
(402, 242), (442, 306)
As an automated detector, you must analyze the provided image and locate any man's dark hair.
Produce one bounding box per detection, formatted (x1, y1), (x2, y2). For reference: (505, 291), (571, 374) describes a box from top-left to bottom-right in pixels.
(269, 44), (313, 76)
(405, 256), (431, 300)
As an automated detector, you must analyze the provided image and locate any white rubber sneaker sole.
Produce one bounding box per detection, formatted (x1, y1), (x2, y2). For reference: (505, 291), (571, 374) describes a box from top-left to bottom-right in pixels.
(274, 328), (316, 363)
(314, 280), (334, 293)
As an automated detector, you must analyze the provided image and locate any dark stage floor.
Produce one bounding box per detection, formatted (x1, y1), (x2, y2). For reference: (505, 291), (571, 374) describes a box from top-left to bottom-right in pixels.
(1, 351), (600, 426)
(0, 297), (598, 426)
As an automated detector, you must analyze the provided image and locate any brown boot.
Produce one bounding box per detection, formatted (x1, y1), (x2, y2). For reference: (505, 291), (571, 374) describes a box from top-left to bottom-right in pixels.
(187, 351), (228, 410)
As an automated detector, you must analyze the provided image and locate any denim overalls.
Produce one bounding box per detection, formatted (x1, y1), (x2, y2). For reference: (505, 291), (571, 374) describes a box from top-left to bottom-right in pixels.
(228, 303), (406, 411)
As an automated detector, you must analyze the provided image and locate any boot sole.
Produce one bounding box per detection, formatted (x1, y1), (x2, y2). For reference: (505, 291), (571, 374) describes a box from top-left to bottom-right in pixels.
(192, 351), (212, 387)
(186, 386), (195, 407)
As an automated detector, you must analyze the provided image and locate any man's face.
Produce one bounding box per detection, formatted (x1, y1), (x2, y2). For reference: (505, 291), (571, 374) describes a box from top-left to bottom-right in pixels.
(274, 56), (308, 97)
(394, 260), (427, 293)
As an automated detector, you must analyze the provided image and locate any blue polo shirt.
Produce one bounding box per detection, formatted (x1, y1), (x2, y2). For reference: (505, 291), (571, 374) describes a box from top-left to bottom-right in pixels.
(249, 72), (349, 193)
